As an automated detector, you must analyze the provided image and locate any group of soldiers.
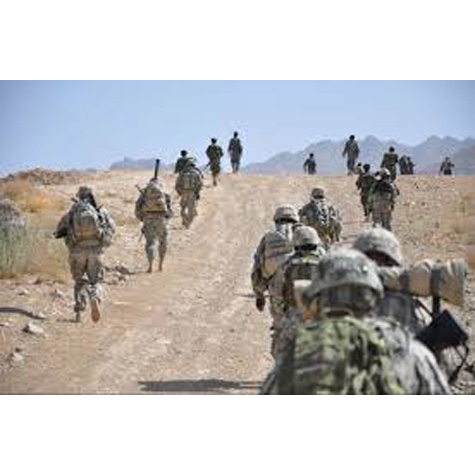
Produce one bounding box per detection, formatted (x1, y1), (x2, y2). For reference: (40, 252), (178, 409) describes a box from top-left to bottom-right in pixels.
(55, 132), (244, 323)
(252, 200), (468, 394)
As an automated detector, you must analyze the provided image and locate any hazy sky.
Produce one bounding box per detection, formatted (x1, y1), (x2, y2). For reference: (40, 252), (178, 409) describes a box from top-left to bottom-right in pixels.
(1, 81), (474, 174)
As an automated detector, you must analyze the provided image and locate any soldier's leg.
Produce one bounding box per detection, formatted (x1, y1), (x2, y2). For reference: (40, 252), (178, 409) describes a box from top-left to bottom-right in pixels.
(86, 249), (104, 322)
(69, 251), (88, 322)
(212, 171), (218, 186)
(180, 195), (188, 227)
(143, 221), (159, 272)
(157, 218), (168, 272)
(382, 211), (392, 231)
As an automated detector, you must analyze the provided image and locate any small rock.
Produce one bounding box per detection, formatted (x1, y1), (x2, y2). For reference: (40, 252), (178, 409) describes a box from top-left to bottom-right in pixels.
(18, 288), (30, 296)
(52, 288), (65, 299)
(23, 321), (45, 336)
(8, 349), (24, 363)
(118, 274), (127, 282)
(34, 277), (43, 285)
(0, 321), (11, 328)
(35, 312), (48, 321)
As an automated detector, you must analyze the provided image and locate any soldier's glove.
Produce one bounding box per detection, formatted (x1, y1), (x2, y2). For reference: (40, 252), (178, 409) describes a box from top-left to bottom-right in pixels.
(256, 296), (266, 312)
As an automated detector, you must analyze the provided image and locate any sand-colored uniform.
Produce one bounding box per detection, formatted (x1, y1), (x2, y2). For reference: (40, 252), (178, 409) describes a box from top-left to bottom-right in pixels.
(175, 167), (203, 228)
(369, 179), (396, 231)
(206, 144), (224, 186)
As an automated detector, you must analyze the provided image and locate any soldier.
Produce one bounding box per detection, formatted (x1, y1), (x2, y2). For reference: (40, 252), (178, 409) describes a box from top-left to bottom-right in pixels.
(381, 146), (399, 182)
(298, 188), (342, 247)
(303, 153), (317, 175)
(206, 138), (224, 186)
(407, 156), (415, 175)
(251, 205), (299, 357)
(356, 164), (376, 220)
(262, 249), (451, 394)
(273, 226), (326, 357)
(175, 161), (203, 228)
(55, 186), (115, 323)
(368, 168), (396, 231)
(399, 155), (408, 175)
(174, 150), (196, 174)
(342, 135), (360, 175)
(135, 178), (172, 273)
(353, 228), (429, 334)
(228, 132), (243, 174)
(440, 157), (455, 176)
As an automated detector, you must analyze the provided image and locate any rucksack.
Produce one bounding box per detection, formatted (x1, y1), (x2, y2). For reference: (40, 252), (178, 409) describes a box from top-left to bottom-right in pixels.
(262, 226), (294, 279)
(71, 200), (102, 243)
(278, 317), (405, 394)
(142, 182), (166, 213)
(181, 170), (197, 191)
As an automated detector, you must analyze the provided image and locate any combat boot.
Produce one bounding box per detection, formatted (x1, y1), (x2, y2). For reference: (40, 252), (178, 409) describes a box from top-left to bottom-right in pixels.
(147, 261), (153, 273)
(90, 298), (101, 323)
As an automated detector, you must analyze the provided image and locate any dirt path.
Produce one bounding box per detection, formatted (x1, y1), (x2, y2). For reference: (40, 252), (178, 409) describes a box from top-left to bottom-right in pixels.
(1, 173), (473, 394)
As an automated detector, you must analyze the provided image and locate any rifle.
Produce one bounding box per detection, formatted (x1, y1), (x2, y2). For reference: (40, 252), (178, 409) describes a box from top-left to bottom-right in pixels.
(153, 159), (161, 180)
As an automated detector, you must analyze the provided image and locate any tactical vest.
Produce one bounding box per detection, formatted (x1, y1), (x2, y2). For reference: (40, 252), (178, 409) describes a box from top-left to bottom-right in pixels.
(262, 226), (294, 279)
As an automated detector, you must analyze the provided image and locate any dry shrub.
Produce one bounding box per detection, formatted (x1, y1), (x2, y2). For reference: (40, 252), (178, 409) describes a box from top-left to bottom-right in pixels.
(0, 214), (69, 282)
(0, 179), (64, 213)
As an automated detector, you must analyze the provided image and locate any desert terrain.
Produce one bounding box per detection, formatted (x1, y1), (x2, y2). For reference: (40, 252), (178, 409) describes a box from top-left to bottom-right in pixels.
(1, 170), (474, 394)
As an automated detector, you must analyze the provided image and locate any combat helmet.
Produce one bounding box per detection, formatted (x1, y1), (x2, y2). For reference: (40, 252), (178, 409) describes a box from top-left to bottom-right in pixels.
(379, 167), (391, 179)
(293, 225), (321, 248)
(273, 205), (299, 223)
(311, 187), (325, 199)
(353, 228), (403, 267)
(304, 249), (384, 302)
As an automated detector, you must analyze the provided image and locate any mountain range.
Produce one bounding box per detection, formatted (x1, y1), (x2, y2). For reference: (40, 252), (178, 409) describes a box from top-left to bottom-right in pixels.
(242, 136), (475, 175)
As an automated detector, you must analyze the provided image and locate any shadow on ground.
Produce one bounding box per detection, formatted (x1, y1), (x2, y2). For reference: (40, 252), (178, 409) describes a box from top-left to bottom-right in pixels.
(138, 379), (261, 394)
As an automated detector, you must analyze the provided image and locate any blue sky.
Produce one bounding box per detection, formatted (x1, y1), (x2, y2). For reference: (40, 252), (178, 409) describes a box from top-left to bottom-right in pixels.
(0, 81), (474, 174)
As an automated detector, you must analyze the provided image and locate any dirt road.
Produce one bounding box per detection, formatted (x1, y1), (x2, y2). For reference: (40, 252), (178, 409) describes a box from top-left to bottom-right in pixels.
(1, 172), (474, 394)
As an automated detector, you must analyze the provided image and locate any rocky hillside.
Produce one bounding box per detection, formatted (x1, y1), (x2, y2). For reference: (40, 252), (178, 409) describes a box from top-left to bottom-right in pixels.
(243, 136), (475, 175)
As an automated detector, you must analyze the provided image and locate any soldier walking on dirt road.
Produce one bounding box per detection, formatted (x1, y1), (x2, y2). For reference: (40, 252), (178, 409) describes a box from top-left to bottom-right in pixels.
(228, 132), (243, 174)
(206, 138), (224, 186)
(342, 135), (360, 175)
(55, 186), (115, 323)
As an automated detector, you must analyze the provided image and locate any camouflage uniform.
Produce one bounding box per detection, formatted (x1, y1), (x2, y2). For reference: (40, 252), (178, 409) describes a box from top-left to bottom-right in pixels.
(440, 158), (455, 176)
(206, 140), (224, 186)
(55, 187), (115, 322)
(135, 179), (171, 272)
(262, 249), (450, 394)
(273, 226), (326, 357)
(175, 164), (203, 228)
(356, 167), (376, 219)
(342, 137), (360, 175)
(303, 154), (317, 175)
(381, 149), (399, 182)
(368, 170), (396, 231)
(251, 206), (299, 357)
(228, 134), (243, 173)
(298, 188), (342, 246)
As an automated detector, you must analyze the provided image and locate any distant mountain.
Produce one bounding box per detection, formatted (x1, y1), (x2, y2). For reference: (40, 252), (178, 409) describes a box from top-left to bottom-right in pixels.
(243, 136), (475, 175)
(110, 157), (173, 171)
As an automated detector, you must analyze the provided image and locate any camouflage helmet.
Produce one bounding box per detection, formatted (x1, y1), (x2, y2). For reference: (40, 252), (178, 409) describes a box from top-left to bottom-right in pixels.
(353, 228), (403, 266)
(304, 249), (384, 301)
(273, 205), (299, 223)
(379, 167), (391, 179)
(76, 186), (94, 200)
(311, 187), (325, 199)
(180, 149), (188, 157)
(293, 225), (321, 248)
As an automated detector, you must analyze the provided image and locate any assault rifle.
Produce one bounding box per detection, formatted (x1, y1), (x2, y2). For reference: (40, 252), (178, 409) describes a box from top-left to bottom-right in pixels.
(416, 298), (469, 384)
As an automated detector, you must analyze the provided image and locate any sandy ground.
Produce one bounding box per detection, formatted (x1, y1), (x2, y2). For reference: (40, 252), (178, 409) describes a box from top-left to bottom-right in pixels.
(1, 171), (474, 394)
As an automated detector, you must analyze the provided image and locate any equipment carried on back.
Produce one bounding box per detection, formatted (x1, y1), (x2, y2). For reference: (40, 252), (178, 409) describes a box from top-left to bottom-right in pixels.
(71, 200), (102, 243)
(262, 226), (294, 279)
(141, 182), (167, 213)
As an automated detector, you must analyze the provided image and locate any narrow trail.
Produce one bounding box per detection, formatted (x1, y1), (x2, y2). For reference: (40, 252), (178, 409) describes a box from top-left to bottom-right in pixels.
(0, 174), (369, 394)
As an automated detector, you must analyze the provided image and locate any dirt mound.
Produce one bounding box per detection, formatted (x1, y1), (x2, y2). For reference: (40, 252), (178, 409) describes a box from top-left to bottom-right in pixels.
(1, 168), (89, 186)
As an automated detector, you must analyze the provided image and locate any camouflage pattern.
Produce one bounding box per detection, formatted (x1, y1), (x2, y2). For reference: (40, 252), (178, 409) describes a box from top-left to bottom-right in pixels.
(303, 155), (317, 175)
(368, 177), (396, 231)
(175, 166), (203, 228)
(356, 171), (376, 218)
(228, 136), (243, 173)
(252, 221), (296, 357)
(342, 138), (360, 175)
(440, 158), (455, 176)
(56, 190), (115, 319)
(206, 143), (224, 185)
(135, 180), (171, 270)
(299, 197), (342, 246)
(381, 152), (399, 182)
(266, 316), (450, 395)
(262, 249), (450, 395)
(353, 228), (403, 267)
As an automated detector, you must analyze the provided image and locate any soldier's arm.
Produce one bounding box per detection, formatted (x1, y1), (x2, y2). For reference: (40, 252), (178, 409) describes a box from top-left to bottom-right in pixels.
(342, 142), (347, 157)
(55, 212), (71, 238)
